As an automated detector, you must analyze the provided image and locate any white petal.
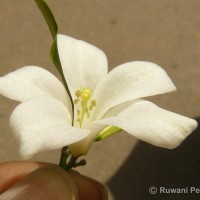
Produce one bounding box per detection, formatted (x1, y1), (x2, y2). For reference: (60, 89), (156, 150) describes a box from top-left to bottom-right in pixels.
(102, 100), (136, 118)
(92, 61), (176, 120)
(69, 123), (107, 156)
(10, 96), (90, 158)
(57, 34), (108, 99)
(0, 66), (71, 111)
(94, 100), (198, 149)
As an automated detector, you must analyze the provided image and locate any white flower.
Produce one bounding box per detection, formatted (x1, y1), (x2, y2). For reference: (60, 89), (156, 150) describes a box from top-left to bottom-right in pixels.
(0, 34), (197, 158)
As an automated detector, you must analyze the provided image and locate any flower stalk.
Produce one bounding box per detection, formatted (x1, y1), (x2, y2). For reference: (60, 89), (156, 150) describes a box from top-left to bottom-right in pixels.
(59, 146), (86, 171)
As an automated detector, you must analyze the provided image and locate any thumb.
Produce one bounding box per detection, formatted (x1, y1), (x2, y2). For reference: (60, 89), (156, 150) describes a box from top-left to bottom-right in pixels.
(0, 166), (78, 200)
(0, 165), (108, 200)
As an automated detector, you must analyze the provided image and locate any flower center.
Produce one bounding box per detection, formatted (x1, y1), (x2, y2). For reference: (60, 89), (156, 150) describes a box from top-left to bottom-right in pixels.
(74, 88), (96, 128)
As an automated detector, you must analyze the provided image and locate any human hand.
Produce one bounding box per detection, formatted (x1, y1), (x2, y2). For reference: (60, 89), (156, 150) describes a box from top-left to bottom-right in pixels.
(0, 161), (107, 200)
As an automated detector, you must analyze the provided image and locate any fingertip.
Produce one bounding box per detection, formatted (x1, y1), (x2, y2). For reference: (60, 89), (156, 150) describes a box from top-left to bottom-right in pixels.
(70, 171), (108, 200)
(0, 161), (48, 193)
(0, 162), (108, 200)
(0, 165), (78, 200)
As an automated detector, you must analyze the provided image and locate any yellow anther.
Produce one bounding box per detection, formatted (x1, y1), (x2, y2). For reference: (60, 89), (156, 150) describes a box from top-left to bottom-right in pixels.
(74, 99), (79, 104)
(75, 90), (81, 97)
(91, 100), (96, 107)
(77, 110), (80, 115)
(89, 105), (93, 111)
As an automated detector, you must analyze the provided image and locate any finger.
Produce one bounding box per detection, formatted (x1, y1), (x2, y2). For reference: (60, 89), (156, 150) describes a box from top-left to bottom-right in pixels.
(0, 162), (108, 200)
(70, 171), (108, 200)
(0, 165), (78, 200)
(0, 161), (48, 193)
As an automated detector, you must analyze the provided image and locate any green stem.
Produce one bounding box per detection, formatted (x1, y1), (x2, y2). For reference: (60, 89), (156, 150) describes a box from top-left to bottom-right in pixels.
(59, 146), (86, 171)
(59, 146), (70, 169)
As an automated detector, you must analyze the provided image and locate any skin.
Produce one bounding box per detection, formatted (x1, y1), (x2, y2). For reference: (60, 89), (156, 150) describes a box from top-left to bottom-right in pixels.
(0, 161), (107, 200)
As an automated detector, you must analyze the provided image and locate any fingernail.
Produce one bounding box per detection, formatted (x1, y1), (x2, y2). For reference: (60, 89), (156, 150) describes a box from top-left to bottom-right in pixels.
(0, 166), (78, 200)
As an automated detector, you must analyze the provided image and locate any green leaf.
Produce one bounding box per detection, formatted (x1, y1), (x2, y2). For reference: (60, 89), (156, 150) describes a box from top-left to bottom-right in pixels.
(50, 39), (74, 102)
(50, 41), (74, 123)
(35, 0), (74, 124)
(34, 0), (58, 38)
(50, 40), (62, 74)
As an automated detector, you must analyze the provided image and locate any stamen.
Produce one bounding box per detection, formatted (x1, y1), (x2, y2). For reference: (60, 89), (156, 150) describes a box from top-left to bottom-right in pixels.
(74, 99), (79, 104)
(76, 90), (81, 97)
(91, 100), (96, 107)
(89, 105), (93, 111)
(74, 88), (96, 128)
(77, 110), (80, 115)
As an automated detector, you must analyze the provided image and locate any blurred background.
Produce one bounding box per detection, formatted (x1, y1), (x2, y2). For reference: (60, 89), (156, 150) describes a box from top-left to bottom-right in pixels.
(0, 0), (199, 199)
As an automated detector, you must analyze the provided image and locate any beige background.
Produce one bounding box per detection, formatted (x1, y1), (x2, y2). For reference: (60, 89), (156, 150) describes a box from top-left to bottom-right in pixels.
(0, 0), (200, 199)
